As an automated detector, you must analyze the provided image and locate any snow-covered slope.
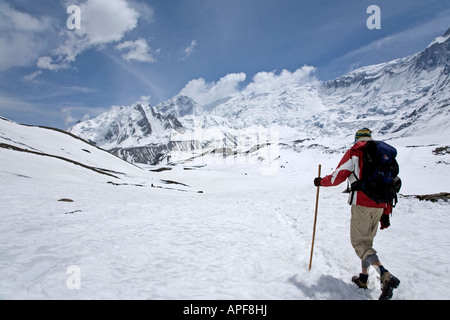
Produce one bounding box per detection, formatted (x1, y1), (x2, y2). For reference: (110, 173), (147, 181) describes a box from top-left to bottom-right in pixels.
(0, 117), (140, 181)
(1, 115), (450, 299)
(0, 116), (196, 191)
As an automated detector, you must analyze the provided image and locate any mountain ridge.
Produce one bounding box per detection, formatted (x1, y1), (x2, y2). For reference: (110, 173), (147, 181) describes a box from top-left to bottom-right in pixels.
(69, 28), (450, 165)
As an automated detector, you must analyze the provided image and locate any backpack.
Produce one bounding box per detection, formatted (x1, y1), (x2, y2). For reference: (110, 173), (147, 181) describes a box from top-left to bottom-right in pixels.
(351, 140), (401, 207)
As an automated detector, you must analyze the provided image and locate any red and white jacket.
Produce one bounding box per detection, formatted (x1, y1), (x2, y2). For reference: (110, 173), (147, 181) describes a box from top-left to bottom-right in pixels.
(320, 139), (391, 214)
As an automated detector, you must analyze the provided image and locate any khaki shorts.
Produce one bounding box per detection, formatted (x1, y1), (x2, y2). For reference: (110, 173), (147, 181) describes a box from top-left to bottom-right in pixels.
(350, 204), (384, 260)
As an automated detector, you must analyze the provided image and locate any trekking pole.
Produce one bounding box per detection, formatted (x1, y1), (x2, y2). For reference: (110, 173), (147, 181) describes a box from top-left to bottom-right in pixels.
(309, 164), (321, 271)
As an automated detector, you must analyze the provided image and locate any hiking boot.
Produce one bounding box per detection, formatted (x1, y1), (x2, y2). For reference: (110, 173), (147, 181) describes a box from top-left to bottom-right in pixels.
(352, 273), (368, 289)
(379, 271), (400, 300)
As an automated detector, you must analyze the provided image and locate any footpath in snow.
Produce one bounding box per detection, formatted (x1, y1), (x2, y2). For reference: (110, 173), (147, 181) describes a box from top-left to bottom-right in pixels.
(1, 136), (450, 301)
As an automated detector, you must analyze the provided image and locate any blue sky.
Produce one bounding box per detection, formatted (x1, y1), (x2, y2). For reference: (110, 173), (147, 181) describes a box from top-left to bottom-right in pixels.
(0, 0), (449, 129)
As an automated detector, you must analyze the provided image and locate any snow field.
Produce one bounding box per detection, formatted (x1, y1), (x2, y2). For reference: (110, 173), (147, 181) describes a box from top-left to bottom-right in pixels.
(1, 133), (449, 300)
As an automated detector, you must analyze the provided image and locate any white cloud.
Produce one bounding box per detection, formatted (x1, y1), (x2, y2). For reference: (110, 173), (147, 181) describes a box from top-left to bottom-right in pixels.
(62, 107), (77, 126)
(128, 1), (155, 23)
(180, 73), (246, 105)
(179, 40), (197, 61)
(60, 105), (106, 127)
(62, 106), (93, 127)
(78, 0), (139, 45)
(179, 66), (317, 105)
(0, 3), (48, 32)
(24, 70), (43, 81)
(243, 66), (317, 95)
(44, 0), (143, 70)
(0, 0), (142, 71)
(138, 95), (151, 105)
(0, 2), (53, 71)
(37, 56), (64, 71)
(116, 38), (158, 63)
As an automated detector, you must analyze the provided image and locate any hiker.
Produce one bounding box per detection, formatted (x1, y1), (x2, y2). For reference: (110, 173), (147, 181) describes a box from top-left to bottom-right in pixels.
(313, 128), (400, 300)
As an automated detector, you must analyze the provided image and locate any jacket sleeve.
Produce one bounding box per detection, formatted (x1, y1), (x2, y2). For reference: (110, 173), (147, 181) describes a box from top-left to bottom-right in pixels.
(320, 149), (356, 187)
(383, 203), (392, 215)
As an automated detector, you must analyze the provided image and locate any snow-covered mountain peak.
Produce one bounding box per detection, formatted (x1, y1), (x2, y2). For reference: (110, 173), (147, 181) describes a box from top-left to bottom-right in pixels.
(154, 95), (201, 118)
(68, 29), (449, 165)
(427, 27), (450, 48)
(207, 82), (325, 129)
(318, 29), (449, 138)
(69, 102), (184, 150)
